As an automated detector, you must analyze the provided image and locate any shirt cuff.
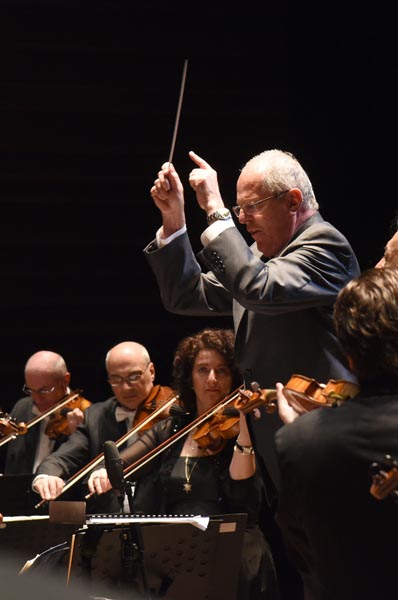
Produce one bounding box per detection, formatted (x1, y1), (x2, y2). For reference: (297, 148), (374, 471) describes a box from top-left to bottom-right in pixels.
(156, 224), (187, 248)
(200, 218), (235, 246)
(32, 473), (49, 492)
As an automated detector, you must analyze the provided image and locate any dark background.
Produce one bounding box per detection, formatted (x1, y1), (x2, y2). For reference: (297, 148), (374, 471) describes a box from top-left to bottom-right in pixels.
(0, 1), (396, 410)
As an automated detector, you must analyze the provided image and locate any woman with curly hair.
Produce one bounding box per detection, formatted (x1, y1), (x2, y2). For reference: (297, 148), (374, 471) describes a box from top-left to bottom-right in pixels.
(89, 327), (279, 599)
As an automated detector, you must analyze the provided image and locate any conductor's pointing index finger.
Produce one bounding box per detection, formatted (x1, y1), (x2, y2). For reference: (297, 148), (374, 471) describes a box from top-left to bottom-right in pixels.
(188, 150), (211, 169)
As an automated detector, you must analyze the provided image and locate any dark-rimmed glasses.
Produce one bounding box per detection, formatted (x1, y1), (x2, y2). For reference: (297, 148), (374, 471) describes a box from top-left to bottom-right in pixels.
(232, 191), (288, 217)
(108, 362), (151, 387)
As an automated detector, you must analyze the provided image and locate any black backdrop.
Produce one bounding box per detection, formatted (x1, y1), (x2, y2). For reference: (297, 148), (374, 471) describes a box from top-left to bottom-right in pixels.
(0, 1), (396, 410)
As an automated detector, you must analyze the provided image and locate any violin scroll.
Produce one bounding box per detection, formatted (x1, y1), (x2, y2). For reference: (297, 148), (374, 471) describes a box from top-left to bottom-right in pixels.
(235, 382), (277, 415)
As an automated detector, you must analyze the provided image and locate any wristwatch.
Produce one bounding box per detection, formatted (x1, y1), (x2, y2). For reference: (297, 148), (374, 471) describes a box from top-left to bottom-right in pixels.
(234, 441), (254, 455)
(206, 208), (231, 224)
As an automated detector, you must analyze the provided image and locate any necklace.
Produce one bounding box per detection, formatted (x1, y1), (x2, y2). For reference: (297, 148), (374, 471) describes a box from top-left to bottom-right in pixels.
(183, 455), (200, 493)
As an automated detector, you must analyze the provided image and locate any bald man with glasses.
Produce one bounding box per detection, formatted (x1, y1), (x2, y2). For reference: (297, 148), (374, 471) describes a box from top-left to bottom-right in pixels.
(33, 341), (174, 509)
(2, 350), (89, 475)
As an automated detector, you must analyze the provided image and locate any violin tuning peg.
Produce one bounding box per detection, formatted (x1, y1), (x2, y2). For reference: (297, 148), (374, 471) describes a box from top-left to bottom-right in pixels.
(369, 461), (381, 475)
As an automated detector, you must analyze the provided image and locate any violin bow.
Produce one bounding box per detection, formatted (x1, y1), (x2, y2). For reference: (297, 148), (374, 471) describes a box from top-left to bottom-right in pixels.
(168, 58), (189, 164)
(84, 385), (244, 501)
(0, 390), (82, 448)
(34, 393), (179, 509)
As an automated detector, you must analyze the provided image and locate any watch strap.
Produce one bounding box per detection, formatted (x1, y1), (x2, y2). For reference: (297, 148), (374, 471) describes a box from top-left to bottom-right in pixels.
(207, 209), (231, 224)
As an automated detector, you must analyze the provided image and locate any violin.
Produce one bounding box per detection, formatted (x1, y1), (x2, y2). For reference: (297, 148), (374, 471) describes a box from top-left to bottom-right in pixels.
(44, 391), (91, 440)
(191, 375), (360, 454)
(192, 406), (241, 454)
(235, 383), (278, 414)
(84, 375), (359, 500)
(0, 389), (91, 448)
(192, 384), (277, 455)
(370, 455), (398, 501)
(35, 392), (180, 508)
(0, 412), (28, 438)
(281, 374), (359, 414)
(131, 385), (178, 432)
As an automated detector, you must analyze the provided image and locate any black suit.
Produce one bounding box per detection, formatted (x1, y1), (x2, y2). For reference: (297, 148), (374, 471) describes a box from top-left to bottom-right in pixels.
(2, 396), (67, 474)
(275, 384), (398, 600)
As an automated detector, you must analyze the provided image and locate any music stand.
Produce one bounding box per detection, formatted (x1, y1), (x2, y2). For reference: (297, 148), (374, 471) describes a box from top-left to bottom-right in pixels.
(68, 513), (247, 600)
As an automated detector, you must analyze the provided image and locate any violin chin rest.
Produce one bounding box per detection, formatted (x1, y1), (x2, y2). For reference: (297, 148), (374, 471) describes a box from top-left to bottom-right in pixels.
(169, 405), (191, 417)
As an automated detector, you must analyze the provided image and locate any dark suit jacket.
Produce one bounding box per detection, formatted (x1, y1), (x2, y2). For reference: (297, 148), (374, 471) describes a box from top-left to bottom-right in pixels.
(2, 396), (68, 475)
(144, 212), (360, 493)
(35, 386), (173, 510)
(275, 385), (398, 600)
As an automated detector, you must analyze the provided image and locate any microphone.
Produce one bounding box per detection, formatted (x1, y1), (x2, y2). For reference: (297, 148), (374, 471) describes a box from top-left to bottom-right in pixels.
(104, 440), (125, 496)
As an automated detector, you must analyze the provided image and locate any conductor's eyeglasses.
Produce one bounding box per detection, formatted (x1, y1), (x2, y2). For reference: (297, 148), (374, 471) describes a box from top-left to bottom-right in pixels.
(232, 191), (288, 217)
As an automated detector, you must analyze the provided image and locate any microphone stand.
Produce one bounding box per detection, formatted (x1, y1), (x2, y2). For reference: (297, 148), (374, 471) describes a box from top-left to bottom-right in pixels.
(123, 480), (135, 514)
(116, 475), (151, 598)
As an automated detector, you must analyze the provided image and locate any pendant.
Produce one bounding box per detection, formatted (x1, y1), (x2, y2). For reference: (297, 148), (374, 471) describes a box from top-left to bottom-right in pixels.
(183, 482), (192, 493)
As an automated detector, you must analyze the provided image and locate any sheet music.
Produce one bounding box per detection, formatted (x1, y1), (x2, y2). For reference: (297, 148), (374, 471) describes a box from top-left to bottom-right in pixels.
(0, 513), (210, 531)
(86, 514), (210, 531)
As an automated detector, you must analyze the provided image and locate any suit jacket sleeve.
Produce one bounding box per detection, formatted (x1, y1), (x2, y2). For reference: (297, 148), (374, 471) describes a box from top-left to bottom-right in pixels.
(35, 399), (121, 479)
(144, 232), (233, 316)
(144, 214), (360, 318)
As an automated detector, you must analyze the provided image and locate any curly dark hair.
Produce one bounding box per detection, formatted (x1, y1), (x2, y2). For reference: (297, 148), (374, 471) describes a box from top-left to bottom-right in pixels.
(172, 328), (242, 413)
(333, 267), (398, 382)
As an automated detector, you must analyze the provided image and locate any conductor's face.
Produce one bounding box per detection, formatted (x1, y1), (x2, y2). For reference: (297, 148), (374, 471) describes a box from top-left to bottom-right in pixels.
(236, 166), (298, 258)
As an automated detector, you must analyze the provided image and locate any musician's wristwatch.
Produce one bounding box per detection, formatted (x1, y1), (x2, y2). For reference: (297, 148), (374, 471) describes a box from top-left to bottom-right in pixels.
(206, 208), (231, 224)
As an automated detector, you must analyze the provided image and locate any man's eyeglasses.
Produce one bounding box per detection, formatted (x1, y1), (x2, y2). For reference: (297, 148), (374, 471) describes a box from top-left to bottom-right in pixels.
(22, 384), (56, 395)
(232, 191), (288, 218)
(108, 362), (151, 387)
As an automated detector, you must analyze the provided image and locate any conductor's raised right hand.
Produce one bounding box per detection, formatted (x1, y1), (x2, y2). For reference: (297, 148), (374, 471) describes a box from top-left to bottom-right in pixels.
(150, 162), (186, 237)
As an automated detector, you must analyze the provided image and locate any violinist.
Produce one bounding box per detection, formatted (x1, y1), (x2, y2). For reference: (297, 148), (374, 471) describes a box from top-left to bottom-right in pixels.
(33, 341), (174, 511)
(2, 350), (90, 475)
(88, 328), (279, 600)
(274, 268), (398, 600)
